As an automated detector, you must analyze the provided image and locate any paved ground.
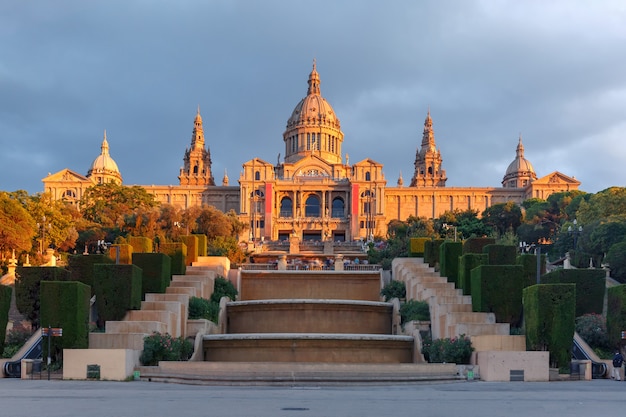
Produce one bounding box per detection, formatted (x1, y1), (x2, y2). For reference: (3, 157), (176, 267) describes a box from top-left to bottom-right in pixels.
(1, 378), (625, 417)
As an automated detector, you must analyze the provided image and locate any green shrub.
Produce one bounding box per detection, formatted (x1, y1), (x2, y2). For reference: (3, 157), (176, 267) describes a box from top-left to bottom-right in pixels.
(139, 332), (194, 366)
(380, 280), (406, 301)
(462, 237), (496, 255)
(159, 242), (187, 276)
(439, 241), (463, 286)
(108, 244), (133, 264)
(132, 253), (172, 297)
(607, 285), (626, 348)
(14, 266), (72, 328)
(1, 324), (33, 359)
(0, 285), (11, 348)
(576, 313), (609, 351)
(181, 235), (199, 266)
(40, 281), (90, 361)
(422, 334), (473, 364)
(93, 264), (142, 324)
(67, 254), (113, 296)
(188, 296), (212, 320)
(482, 244), (517, 265)
(400, 300), (430, 324)
(523, 284), (576, 369)
(129, 236), (153, 253)
(541, 269), (605, 316)
(210, 276), (238, 303)
(409, 238), (429, 257)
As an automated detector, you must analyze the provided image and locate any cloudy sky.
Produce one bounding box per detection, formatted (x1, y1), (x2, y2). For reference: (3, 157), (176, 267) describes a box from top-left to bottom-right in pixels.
(1, 1), (624, 196)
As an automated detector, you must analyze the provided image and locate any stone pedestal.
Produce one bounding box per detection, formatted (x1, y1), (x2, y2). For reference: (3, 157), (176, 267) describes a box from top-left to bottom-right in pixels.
(277, 255), (287, 270)
(334, 254), (344, 271)
(289, 236), (300, 254)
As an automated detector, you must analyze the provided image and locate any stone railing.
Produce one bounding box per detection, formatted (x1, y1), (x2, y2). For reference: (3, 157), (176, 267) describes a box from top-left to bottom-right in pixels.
(240, 263), (381, 271)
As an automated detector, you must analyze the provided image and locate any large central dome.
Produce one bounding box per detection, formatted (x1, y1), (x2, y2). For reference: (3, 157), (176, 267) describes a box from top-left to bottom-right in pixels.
(283, 61), (344, 165)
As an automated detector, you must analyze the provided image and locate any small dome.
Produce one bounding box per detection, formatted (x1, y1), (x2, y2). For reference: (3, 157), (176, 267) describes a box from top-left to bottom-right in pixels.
(87, 131), (122, 184)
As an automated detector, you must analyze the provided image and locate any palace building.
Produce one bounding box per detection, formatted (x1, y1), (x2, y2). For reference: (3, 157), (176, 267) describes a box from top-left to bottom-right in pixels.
(43, 63), (580, 242)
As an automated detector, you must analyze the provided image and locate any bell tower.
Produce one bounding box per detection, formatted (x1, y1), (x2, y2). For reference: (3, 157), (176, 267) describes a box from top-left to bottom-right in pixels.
(179, 107), (215, 186)
(410, 111), (447, 187)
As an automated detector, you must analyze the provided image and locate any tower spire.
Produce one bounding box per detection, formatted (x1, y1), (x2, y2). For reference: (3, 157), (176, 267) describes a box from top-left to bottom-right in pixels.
(101, 130), (110, 156)
(307, 59), (321, 96)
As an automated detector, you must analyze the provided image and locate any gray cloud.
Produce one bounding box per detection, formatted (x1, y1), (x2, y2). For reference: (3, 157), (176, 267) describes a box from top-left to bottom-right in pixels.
(1, 0), (624, 195)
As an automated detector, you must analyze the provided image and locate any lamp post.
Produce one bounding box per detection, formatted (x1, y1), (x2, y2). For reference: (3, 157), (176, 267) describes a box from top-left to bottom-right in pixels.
(568, 219), (583, 250)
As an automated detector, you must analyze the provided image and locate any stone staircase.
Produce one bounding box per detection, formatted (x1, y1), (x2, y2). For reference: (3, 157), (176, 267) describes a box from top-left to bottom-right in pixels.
(392, 257), (549, 382)
(64, 264), (216, 380)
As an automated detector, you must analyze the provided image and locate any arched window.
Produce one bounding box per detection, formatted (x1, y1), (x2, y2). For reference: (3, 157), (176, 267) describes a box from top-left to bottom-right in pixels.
(280, 197), (293, 218)
(194, 164), (199, 174)
(254, 171), (260, 181)
(62, 189), (76, 199)
(305, 195), (321, 217)
(365, 171), (371, 181)
(331, 197), (345, 218)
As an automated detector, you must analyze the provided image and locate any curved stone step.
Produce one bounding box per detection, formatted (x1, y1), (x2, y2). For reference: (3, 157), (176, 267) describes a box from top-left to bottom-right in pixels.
(226, 299), (393, 334)
(203, 333), (414, 363)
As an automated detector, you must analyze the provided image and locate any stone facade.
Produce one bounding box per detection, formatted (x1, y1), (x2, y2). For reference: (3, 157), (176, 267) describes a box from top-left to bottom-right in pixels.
(43, 62), (580, 241)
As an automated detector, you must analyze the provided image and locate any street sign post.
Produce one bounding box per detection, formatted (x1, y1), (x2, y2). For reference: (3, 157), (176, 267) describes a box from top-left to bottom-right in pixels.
(42, 326), (62, 380)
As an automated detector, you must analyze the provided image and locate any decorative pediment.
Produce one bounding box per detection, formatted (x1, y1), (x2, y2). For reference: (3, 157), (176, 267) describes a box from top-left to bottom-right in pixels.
(42, 169), (91, 184)
(532, 171), (581, 186)
(291, 154), (333, 177)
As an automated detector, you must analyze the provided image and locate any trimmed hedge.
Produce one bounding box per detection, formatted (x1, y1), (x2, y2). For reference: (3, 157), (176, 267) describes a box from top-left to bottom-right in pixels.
(462, 237), (495, 255)
(40, 281), (90, 360)
(0, 285), (12, 348)
(194, 234), (208, 257)
(439, 241), (463, 286)
(471, 265), (525, 326)
(517, 253), (546, 288)
(424, 239), (444, 268)
(14, 266), (71, 328)
(93, 264), (142, 324)
(132, 253), (172, 298)
(540, 269), (605, 317)
(108, 244), (133, 264)
(523, 284), (576, 369)
(67, 254), (113, 296)
(160, 242), (187, 276)
(181, 235), (199, 266)
(483, 244), (517, 265)
(606, 285), (626, 348)
(458, 254), (487, 296)
(409, 238), (430, 257)
(129, 236), (153, 253)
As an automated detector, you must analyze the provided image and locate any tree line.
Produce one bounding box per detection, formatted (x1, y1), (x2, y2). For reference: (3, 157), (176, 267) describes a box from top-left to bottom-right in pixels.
(0, 183), (247, 267)
(369, 187), (626, 282)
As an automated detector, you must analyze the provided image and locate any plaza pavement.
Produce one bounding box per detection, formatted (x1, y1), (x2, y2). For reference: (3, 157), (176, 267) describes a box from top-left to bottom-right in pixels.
(1, 379), (625, 417)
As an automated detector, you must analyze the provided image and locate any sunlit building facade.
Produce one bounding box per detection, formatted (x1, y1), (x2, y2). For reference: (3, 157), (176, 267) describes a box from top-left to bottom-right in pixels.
(43, 63), (580, 241)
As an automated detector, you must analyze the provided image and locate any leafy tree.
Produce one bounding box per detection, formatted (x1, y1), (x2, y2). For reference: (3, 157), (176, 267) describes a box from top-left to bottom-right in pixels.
(25, 193), (80, 253)
(0, 192), (36, 256)
(605, 241), (626, 283)
(195, 205), (233, 239)
(207, 236), (246, 264)
(576, 187), (626, 225)
(80, 183), (158, 229)
(482, 202), (522, 236)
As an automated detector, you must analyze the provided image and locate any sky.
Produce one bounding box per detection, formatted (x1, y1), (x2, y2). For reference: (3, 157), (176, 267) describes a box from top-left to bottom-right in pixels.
(1, 1), (625, 196)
